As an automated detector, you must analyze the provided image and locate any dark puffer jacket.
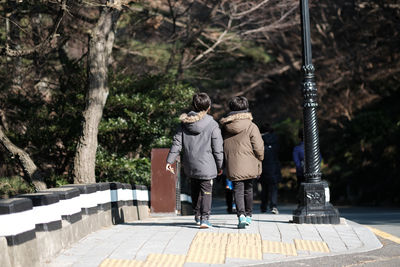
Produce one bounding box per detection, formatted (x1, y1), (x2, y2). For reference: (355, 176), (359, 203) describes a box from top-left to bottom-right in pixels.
(166, 111), (224, 180)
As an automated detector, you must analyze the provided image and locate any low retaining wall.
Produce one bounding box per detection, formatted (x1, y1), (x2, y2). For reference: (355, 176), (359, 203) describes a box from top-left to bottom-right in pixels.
(0, 182), (150, 267)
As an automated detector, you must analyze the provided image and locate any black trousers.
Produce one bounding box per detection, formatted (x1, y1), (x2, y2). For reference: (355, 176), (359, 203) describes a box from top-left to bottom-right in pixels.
(261, 180), (278, 211)
(233, 179), (254, 217)
(191, 178), (213, 221)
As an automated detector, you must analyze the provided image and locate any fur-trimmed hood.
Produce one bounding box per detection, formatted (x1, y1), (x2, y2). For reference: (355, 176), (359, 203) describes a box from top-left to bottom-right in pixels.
(179, 110), (208, 123)
(220, 112), (253, 135)
(219, 112), (253, 125)
(179, 110), (212, 134)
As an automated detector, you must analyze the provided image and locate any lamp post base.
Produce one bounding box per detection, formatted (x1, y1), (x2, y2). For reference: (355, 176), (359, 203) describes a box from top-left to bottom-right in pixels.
(293, 182), (340, 224)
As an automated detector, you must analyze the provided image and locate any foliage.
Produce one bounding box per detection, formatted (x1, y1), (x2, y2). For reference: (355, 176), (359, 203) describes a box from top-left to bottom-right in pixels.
(94, 74), (196, 186)
(272, 118), (302, 162)
(44, 173), (71, 188)
(238, 41), (273, 64)
(322, 92), (400, 205)
(1, 58), (86, 178)
(0, 1), (399, 204)
(95, 147), (151, 187)
(99, 73), (196, 157)
(0, 176), (34, 198)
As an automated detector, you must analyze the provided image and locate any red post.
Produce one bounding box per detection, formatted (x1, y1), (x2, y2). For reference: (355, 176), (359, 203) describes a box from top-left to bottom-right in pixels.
(150, 148), (178, 214)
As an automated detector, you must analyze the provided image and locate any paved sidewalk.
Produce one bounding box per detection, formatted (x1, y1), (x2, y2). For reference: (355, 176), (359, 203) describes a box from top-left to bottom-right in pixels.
(46, 201), (382, 267)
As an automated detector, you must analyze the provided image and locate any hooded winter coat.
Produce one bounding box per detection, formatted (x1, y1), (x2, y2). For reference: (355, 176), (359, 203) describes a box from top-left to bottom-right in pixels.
(166, 111), (224, 180)
(220, 111), (264, 181)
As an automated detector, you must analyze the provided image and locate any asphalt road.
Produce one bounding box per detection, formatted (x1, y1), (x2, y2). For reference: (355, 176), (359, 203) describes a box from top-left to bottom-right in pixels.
(248, 204), (400, 267)
(338, 206), (400, 238)
(254, 236), (400, 267)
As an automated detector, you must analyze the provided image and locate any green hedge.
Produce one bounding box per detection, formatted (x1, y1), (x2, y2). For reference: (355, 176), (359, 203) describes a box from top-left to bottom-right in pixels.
(95, 147), (151, 187)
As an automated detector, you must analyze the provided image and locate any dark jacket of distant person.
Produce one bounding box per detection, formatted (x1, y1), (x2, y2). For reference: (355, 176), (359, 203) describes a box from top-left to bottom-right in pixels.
(261, 132), (282, 184)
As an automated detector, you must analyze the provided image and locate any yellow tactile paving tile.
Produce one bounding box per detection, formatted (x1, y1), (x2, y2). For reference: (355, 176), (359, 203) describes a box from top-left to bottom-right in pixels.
(186, 232), (228, 264)
(98, 254), (186, 267)
(143, 254), (186, 267)
(226, 233), (263, 260)
(262, 240), (298, 256)
(294, 239), (330, 253)
(98, 258), (144, 267)
(99, 234), (334, 267)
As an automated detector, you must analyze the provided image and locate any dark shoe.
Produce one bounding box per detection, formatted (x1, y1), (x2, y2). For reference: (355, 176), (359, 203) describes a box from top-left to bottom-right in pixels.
(195, 217), (200, 225)
(260, 204), (267, 213)
(271, 207), (279, 214)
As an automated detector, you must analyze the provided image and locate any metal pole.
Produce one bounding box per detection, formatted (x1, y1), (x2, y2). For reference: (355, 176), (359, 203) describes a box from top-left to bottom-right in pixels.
(300, 0), (321, 184)
(293, 0), (340, 224)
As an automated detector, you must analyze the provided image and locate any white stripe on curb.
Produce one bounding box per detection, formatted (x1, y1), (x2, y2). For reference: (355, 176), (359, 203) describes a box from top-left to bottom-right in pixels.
(133, 189), (149, 202)
(0, 210), (36, 236)
(32, 202), (62, 225)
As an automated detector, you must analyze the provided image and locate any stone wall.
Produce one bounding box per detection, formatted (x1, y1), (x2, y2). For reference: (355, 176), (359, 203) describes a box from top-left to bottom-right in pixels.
(0, 182), (150, 267)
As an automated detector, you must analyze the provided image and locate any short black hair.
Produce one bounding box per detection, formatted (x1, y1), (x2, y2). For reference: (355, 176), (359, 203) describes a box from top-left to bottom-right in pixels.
(192, 92), (211, 112)
(229, 96), (248, 111)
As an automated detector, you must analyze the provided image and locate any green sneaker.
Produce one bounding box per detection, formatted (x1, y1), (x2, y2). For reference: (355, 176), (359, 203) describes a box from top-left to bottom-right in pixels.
(200, 220), (212, 229)
(245, 216), (252, 225)
(238, 215), (246, 229)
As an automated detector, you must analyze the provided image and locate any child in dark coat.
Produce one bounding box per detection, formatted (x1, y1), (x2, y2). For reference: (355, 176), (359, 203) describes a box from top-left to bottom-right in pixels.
(166, 93), (223, 228)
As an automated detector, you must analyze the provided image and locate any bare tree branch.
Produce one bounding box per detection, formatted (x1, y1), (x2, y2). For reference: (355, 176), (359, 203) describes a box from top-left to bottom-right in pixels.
(0, 0), (67, 57)
(0, 125), (46, 190)
(230, 0), (272, 19)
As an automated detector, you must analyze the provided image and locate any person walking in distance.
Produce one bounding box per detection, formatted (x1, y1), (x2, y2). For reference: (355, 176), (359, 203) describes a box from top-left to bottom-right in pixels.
(292, 129), (305, 189)
(259, 123), (282, 214)
(224, 175), (236, 214)
(220, 96), (264, 229)
(166, 93), (223, 229)
(293, 128), (322, 190)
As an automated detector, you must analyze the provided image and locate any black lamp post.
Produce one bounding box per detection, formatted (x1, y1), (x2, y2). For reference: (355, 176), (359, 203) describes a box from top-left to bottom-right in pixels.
(292, 0), (340, 224)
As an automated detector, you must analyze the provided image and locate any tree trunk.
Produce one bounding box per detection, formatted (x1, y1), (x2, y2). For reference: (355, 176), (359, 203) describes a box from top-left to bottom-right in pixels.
(0, 126), (46, 190)
(73, 2), (121, 184)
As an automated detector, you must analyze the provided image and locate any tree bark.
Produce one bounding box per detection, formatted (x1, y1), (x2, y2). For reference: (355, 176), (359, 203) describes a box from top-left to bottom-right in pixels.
(0, 126), (46, 190)
(73, 2), (122, 184)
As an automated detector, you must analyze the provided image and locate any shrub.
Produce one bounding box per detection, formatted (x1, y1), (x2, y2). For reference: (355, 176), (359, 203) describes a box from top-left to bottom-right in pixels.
(0, 176), (34, 198)
(96, 147), (151, 187)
